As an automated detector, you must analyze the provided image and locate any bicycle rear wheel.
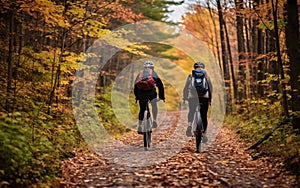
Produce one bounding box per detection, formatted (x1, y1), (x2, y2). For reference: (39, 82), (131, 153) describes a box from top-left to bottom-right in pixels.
(194, 112), (203, 153)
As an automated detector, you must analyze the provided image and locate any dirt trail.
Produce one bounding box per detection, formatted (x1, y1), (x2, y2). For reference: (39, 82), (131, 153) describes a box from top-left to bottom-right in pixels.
(57, 111), (296, 188)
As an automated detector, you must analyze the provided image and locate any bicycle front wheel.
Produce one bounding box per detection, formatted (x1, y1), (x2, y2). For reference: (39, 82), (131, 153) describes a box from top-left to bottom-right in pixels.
(142, 109), (152, 150)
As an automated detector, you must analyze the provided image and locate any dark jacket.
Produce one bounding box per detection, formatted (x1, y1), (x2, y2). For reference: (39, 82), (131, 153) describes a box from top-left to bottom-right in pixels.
(134, 69), (165, 100)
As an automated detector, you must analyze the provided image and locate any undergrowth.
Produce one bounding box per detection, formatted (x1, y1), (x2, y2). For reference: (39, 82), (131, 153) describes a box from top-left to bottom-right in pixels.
(0, 106), (82, 187)
(95, 85), (137, 138)
(225, 100), (300, 179)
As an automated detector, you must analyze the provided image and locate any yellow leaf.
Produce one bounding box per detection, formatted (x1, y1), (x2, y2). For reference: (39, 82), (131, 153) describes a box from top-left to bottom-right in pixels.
(124, 178), (133, 182)
(1, 181), (10, 185)
(286, 136), (293, 143)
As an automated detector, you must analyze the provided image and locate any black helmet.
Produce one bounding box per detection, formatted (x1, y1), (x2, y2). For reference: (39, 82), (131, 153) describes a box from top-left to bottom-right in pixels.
(194, 62), (205, 69)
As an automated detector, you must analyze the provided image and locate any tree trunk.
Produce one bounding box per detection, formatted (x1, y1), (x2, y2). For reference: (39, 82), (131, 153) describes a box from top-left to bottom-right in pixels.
(207, 1), (222, 69)
(256, 9), (265, 98)
(5, 13), (14, 112)
(216, 0), (231, 113)
(235, 0), (247, 112)
(266, 29), (279, 102)
(13, 20), (24, 111)
(272, 0), (289, 117)
(223, 19), (237, 108)
(48, 29), (66, 114)
(48, 3), (68, 114)
(285, 0), (300, 128)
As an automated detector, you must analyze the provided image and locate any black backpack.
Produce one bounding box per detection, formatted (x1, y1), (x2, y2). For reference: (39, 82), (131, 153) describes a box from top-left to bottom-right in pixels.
(191, 69), (208, 96)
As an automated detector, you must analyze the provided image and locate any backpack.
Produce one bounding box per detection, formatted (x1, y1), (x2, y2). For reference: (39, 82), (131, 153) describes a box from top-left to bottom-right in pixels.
(191, 69), (208, 96)
(135, 68), (155, 91)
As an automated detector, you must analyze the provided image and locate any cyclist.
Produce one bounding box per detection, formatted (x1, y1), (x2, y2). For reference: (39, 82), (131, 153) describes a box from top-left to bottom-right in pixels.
(134, 60), (165, 134)
(183, 62), (213, 142)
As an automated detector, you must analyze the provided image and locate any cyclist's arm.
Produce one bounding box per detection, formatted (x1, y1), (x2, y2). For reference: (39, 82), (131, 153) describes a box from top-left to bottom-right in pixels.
(134, 74), (139, 100)
(153, 72), (165, 100)
(183, 75), (191, 100)
(156, 77), (165, 100)
(207, 76), (213, 103)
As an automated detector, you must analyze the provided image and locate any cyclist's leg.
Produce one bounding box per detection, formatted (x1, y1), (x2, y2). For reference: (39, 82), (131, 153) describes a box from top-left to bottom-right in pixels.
(186, 98), (197, 136)
(138, 99), (147, 121)
(188, 98), (198, 123)
(199, 97), (209, 132)
(199, 98), (209, 143)
(138, 98), (147, 133)
(150, 93), (158, 128)
(150, 93), (157, 120)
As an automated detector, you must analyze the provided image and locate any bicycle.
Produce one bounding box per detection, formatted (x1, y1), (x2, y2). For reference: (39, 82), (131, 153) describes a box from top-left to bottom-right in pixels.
(140, 98), (160, 151)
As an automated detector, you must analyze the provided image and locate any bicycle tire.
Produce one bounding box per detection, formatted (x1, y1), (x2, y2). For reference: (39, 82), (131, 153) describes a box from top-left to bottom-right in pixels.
(143, 131), (151, 150)
(142, 107), (152, 150)
(194, 111), (203, 153)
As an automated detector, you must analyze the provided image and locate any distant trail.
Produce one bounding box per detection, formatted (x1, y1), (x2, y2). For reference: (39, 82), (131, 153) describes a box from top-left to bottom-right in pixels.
(57, 111), (296, 188)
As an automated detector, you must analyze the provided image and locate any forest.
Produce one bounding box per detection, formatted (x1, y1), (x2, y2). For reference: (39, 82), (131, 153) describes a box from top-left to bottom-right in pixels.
(0, 0), (299, 187)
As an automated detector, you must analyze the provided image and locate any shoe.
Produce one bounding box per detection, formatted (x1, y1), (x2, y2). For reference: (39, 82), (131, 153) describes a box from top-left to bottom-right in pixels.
(186, 126), (192, 137)
(137, 125), (143, 134)
(152, 120), (158, 128)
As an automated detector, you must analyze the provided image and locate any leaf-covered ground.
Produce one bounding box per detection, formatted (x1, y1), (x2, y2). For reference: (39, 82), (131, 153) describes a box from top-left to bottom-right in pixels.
(56, 111), (297, 187)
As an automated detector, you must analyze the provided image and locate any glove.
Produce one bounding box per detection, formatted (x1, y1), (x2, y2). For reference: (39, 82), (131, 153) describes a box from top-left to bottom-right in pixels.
(182, 98), (188, 104)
